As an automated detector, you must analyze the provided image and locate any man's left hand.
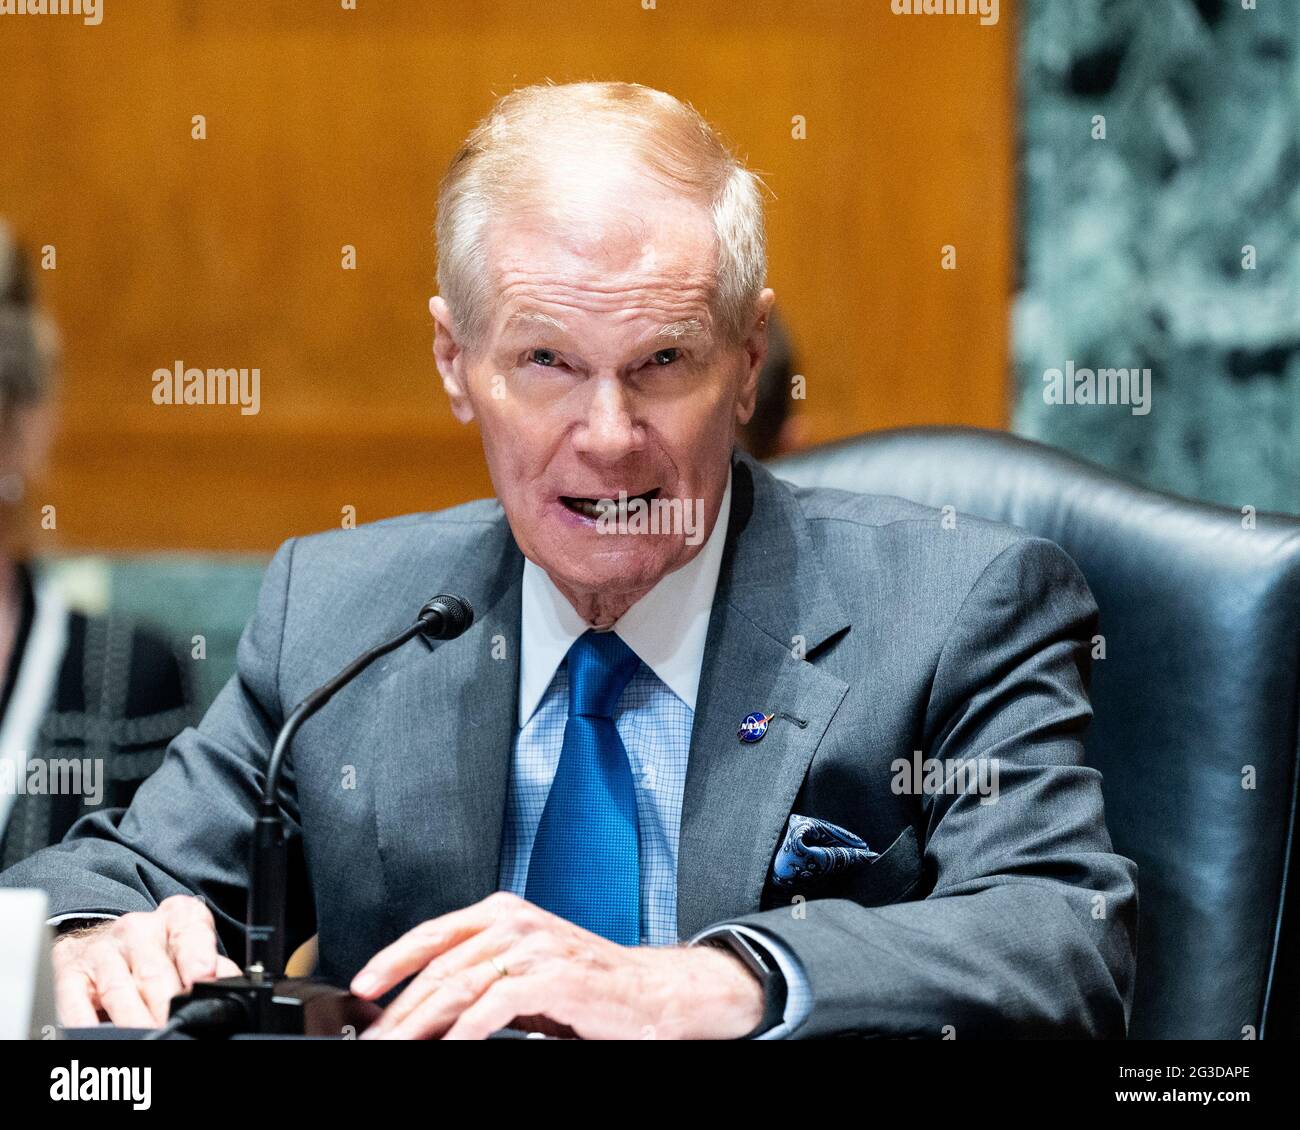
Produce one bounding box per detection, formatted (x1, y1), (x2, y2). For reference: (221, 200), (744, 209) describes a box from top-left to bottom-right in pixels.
(350, 891), (765, 1040)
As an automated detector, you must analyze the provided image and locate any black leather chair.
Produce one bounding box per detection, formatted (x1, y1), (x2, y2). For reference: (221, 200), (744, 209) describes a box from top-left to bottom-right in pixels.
(770, 427), (1300, 1040)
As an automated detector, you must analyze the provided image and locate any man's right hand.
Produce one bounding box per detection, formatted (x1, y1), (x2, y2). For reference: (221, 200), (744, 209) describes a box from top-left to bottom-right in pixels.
(51, 895), (241, 1028)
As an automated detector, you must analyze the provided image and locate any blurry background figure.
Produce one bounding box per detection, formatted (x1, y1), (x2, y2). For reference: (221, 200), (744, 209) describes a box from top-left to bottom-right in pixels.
(739, 309), (805, 461)
(0, 221), (193, 868)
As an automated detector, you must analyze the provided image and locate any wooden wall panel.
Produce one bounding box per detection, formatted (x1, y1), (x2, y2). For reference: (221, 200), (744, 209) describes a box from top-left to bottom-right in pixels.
(0, 0), (1013, 551)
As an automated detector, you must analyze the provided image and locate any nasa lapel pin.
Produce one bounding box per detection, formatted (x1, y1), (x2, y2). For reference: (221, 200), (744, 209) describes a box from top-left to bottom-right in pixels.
(738, 711), (775, 744)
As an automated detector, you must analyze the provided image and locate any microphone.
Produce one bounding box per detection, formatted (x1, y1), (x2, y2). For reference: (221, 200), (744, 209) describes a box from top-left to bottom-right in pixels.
(416, 594), (475, 640)
(160, 594), (474, 1038)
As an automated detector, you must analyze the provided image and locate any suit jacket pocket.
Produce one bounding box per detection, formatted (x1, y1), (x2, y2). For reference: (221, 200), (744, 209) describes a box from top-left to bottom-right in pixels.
(762, 817), (926, 910)
(768, 813), (879, 891)
(834, 824), (926, 908)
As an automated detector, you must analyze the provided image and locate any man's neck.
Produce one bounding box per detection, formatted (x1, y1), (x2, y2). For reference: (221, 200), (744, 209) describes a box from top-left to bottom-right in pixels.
(549, 581), (653, 629)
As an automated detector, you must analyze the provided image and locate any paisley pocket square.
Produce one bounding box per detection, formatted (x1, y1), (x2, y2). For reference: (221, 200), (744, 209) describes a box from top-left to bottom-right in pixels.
(770, 814), (879, 890)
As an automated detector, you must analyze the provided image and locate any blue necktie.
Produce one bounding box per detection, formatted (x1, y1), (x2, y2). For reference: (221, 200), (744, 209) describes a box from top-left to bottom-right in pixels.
(525, 630), (642, 945)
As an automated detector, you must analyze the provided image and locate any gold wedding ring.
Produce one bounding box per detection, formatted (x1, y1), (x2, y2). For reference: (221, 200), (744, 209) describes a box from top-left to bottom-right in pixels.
(490, 954), (510, 978)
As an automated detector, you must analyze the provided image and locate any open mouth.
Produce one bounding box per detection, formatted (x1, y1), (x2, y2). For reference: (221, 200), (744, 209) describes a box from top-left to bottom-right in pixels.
(560, 487), (661, 520)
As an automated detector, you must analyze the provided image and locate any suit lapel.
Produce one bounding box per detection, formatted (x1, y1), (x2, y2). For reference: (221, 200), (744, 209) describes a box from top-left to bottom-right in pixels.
(374, 517), (523, 935)
(371, 456), (852, 941)
(676, 455), (852, 939)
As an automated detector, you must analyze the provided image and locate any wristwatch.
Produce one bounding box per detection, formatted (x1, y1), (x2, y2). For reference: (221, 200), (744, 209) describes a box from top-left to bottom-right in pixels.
(696, 926), (788, 1038)
(54, 917), (113, 935)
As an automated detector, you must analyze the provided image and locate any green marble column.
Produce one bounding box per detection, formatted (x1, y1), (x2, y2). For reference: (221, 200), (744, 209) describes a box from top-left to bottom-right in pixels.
(1014, 0), (1300, 513)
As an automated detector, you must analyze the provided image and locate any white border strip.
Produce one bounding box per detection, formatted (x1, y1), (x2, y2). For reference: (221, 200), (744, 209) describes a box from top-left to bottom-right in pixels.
(0, 572), (69, 840)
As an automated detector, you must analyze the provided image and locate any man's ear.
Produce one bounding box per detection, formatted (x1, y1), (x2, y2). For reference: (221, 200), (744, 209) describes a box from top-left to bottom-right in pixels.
(735, 288), (776, 427)
(429, 296), (475, 424)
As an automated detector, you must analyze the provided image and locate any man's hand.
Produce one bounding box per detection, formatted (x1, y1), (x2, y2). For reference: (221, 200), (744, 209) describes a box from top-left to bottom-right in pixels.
(51, 895), (241, 1028)
(351, 891), (764, 1040)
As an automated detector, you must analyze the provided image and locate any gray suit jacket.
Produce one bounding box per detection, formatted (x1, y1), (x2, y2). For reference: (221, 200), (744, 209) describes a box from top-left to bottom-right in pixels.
(0, 451), (1137, 1038)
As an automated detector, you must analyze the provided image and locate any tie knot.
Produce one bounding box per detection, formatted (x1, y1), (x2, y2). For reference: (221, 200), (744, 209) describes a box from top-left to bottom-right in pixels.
(567, 630), (640, 719)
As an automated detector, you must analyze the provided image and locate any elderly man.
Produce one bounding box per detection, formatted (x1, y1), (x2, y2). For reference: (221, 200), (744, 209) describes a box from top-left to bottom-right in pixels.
(0, 82), (1136, 1040)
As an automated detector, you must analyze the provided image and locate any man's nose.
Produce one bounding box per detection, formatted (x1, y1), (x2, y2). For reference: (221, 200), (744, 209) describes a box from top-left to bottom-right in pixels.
(572, 376), (643, 461)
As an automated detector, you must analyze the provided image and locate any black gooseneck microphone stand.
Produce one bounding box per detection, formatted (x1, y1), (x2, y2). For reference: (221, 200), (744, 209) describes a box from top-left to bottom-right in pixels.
(151, 594), (474, 1039)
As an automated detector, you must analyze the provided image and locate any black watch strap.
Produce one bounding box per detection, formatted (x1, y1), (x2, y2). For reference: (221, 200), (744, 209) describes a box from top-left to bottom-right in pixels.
(53, 917), (114, 936)
(697, 926), (788, 1038)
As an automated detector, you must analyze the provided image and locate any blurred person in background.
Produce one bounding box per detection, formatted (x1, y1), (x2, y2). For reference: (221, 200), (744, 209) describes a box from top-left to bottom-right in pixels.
(0, 221), (192, 868)
(737, 308), (804, 460)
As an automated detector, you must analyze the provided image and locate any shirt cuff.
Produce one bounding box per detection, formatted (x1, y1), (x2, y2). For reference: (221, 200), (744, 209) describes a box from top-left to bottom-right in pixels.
(47, 912), (119, 928)
(687, 922), (812, 1039)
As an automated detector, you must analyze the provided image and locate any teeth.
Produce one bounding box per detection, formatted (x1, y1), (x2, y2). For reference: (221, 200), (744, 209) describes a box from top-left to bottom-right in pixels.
(563, 490), (657, 520)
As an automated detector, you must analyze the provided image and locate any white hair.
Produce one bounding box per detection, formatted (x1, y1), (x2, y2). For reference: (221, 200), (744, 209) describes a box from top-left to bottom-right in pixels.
(435, 81), (768, 351)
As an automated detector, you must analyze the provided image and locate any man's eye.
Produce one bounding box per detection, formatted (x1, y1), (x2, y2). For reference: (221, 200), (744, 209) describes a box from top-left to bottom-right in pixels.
(648, 348), (680, 366)
(528, 348), (561, 367)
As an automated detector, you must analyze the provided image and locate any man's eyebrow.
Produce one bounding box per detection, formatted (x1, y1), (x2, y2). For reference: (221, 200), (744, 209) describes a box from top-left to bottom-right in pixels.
(654, 319), (708, 341)
(503, 311), (569, 333)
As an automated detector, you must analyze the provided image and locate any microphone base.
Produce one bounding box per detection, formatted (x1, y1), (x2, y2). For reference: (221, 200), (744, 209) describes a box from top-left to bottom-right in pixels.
(168, 976), (382, 1038)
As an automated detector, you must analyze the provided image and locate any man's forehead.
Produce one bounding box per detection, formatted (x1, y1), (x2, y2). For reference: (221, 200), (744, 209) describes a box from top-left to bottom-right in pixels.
(486, 209), (721, 345)
(501, 309), (709, 341)
(486, 188), (717, 289)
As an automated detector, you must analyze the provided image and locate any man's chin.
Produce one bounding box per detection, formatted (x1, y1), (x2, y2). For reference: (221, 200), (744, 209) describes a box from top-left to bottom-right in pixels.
(538, 539), (685, 602)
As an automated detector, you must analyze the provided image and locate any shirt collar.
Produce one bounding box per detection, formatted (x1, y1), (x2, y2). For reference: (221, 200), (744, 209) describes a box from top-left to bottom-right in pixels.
(518, 468), (732, 726)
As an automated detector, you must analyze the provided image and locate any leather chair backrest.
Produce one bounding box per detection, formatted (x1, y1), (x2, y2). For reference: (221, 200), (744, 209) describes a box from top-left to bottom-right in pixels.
(771, 427), (1300, 1039)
